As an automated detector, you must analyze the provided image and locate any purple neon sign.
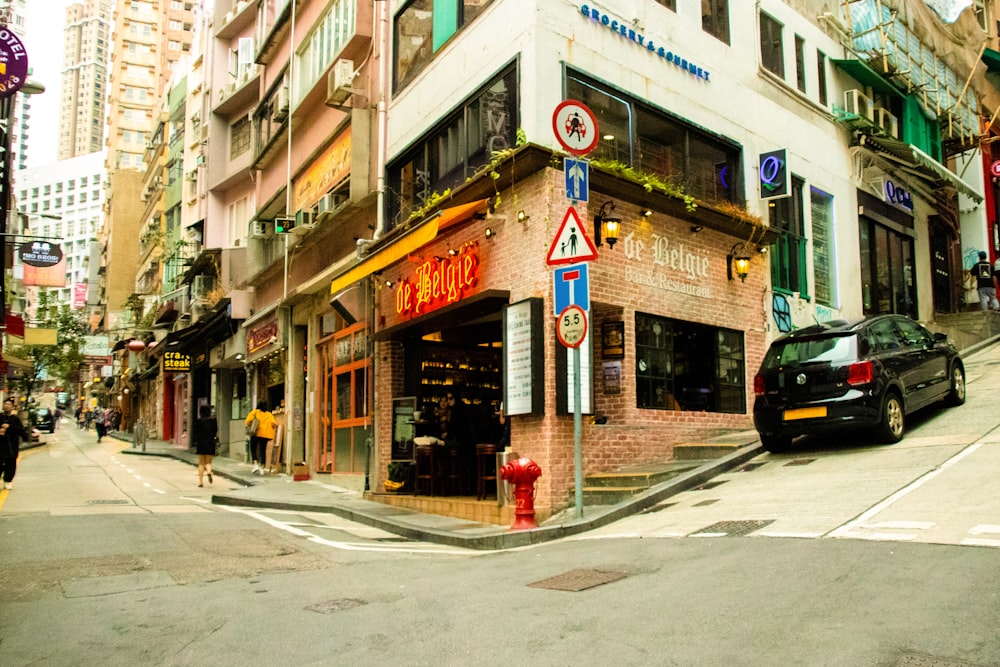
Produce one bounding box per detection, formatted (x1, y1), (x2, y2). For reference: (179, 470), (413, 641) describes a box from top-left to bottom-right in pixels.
(0, 26), (28, 98)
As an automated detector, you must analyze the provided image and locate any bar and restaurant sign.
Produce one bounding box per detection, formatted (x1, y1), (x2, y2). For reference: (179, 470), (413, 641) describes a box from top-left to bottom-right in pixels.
(163, 351), (191, 373)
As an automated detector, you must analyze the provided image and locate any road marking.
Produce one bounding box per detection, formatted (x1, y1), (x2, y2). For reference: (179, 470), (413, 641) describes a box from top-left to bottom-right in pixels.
(968, 525), (1000, 535)
(828, 442), (982, 539)
(859, 521), (935, 530)
(757, 531), (824, 539)
(849, 532), (919, 541)
(960, 538), (1000, 548)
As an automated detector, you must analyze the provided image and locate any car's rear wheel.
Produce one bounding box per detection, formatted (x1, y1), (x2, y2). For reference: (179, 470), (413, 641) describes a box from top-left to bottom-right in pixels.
(760, 434), (793, 453)
(876, 392), (904, 443)
(945, 364), (966, 406)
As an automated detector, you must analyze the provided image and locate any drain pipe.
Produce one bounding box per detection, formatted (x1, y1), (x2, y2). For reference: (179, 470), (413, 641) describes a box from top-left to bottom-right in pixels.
(373, 0), (389, 241)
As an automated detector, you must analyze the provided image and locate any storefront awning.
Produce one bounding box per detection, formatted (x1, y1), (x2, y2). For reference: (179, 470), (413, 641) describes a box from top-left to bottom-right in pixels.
(983, 47), (1000, 73)
(329, 199), (490, 296)
(858, 134), (983, 203)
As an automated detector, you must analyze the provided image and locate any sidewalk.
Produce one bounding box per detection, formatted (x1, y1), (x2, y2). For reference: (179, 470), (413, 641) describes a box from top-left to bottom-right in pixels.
(114, 432), (761, 550)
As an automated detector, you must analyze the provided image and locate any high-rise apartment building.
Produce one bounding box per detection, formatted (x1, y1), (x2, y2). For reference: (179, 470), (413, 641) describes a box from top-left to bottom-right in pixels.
(58, 0), (112, 160)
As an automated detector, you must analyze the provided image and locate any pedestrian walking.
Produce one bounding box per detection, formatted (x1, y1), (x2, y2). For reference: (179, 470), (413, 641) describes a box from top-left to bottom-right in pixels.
(0, 398), (31, 490)
(193, 404), (218, 487)
(971, 251), (1000, 311)
(94, 407), (108, 442)
(245, 401), (276, 475)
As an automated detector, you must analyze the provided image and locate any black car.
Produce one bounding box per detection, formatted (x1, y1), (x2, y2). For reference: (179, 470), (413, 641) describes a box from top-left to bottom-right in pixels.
(752, 315), (965, 453)
(32, 407), (55, 433)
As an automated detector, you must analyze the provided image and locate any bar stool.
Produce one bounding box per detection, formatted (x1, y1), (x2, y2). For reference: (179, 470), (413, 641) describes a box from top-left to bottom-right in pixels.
(414, 445), (438, 496)
(476, 443), (498, 500)
(442, 447), (461, 495)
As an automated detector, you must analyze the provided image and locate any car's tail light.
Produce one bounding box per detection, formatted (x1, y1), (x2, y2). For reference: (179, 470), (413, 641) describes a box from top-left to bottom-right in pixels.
(846, 361), (873, 386)
(753, 374), (766, 395)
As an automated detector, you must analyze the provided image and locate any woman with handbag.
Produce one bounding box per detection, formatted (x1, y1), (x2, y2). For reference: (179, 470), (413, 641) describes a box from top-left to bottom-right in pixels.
(193, 404), (218, 487)
(245, 401), (276, 475)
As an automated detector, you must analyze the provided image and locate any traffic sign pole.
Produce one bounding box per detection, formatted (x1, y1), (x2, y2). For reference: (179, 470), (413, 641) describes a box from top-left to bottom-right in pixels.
(573, 345), (583, 518)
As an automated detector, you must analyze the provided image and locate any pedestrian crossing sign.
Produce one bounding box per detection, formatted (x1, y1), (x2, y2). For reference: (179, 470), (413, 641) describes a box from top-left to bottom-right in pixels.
(546, 206), (598, 266)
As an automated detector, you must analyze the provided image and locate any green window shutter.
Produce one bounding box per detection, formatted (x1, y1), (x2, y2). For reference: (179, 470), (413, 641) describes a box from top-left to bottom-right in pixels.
(432, 1), (458, 52)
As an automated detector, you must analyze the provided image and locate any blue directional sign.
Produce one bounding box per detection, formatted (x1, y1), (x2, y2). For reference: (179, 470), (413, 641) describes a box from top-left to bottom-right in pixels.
(564, 157), (589, 202)
(553, 262), (590, 316)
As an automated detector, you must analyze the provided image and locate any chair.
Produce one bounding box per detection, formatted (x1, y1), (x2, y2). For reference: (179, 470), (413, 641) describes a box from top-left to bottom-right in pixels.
(442, 447), (461, 495)
(476, 443), (498, 500)
(414, 445), (438, 496)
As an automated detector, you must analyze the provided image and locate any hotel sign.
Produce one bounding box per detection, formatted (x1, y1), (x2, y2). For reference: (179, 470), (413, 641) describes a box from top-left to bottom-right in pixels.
(0, 26), (28, 97)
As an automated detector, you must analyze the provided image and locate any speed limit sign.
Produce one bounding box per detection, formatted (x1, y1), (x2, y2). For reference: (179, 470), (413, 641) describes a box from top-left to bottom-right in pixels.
(557, 305), (587, 348)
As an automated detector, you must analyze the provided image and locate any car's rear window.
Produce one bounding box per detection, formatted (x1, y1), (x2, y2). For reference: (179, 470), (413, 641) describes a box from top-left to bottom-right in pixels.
(761, 334), (857, 369)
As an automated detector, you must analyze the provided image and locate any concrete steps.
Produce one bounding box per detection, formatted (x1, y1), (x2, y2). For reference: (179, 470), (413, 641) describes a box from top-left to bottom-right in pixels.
(576, 442), (744, 505)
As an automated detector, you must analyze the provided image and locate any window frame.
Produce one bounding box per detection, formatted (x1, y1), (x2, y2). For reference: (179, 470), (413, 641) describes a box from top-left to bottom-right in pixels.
(769, 175), (808, 296)
(759, 11), (784, 78)
(702, 0), (730, 45)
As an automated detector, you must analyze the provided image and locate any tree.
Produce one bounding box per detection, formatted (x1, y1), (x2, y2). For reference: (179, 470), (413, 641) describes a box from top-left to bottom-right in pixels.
(5, 289), (88, 406)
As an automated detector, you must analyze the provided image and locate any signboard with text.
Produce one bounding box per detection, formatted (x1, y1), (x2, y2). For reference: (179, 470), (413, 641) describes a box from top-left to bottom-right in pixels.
(163, 351), (191, 373)
(503, 298), (544, 417)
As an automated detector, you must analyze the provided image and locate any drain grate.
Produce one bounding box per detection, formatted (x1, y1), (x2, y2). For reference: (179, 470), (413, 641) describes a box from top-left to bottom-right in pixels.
(738, 462), (767, 473)
(306, 598), (367, 614)
(528, 568), (628, 592)
(784, 458), (816, 467)
(696, 480), (727, 490)
(640, 502), (677, 514)
(692, 499), (720, 507)
(87, 499), (130, 505)
(893, 653), (981, 667)
(689, 519), (775, 537)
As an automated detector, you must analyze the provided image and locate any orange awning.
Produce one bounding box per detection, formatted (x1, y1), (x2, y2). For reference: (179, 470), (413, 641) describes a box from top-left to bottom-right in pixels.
(329, 199), (488, 296)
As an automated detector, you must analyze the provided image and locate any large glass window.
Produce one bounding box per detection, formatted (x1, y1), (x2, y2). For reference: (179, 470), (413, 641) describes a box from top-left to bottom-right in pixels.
(387, 66), (517, 229)
(760, 11), (784, 78)
(860, 218), (916, 319)
(635, 314), (745, 414)
(810, 187), (836, 307)
(702, 0), (730, 45)
(568, 72), (743, 207)
(394, 0), (496, 92)
(770, 176), (807, 295)
(817, 50), (828, 106)
(296, 0), (357, 103)
(318, 321), (370, 473)
(794, 34), (806, 92)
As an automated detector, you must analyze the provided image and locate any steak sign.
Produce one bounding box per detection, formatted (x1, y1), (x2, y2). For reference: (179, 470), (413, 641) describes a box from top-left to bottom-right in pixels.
(19, 241), (63, 268)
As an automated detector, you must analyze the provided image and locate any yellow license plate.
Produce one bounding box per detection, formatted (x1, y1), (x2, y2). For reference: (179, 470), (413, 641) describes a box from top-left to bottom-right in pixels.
(783, 406), (827, 421)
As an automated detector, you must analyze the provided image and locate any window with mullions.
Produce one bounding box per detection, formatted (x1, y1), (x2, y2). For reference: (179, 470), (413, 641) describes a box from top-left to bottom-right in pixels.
(760, 11), (784, 78)
(394, 0), (496, 92)
(636, 313), (746, 414)
(811, 187), (835, 306)
(702, 0), (730, 45)
(794, 34), (806, 92)
(655, 0), (676, 9)
(769, 176), (807, 295)
(567, 72), (743, 207)
(387, 66), (517, 230)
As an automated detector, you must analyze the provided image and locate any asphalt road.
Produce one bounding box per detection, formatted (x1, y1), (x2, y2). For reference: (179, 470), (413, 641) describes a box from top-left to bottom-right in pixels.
(4, 340), (1000, 665)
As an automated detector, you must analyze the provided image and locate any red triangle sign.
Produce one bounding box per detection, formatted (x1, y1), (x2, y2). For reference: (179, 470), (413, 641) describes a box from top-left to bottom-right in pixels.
(546, 206), (598, 266)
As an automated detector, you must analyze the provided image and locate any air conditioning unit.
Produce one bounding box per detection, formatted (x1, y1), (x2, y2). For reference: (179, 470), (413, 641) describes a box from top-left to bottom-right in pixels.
(316, 192), (345, 214)
(294, 209), (315, 232)
(844, 89), (874, 122)
(876, 107), (899, 139)
(272, 85), (289, 122)
(185, 172), (197, 182)
(140, 193), (149, 202)
(326, 59), (355, 107)
(192, 275), (216, 300)
(818, 11), (849, 37)
(250, 220), (270, 239)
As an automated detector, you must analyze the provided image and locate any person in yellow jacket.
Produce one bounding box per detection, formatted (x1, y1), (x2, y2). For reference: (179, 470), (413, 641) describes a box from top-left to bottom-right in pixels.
(246, 401), (276, 474)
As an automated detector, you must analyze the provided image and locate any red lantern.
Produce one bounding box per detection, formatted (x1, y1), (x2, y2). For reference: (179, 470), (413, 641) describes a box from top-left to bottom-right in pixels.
(127, 339), (146, 352)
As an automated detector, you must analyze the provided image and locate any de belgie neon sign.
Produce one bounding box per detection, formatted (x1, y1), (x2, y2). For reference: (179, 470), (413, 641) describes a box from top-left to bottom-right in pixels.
(395, 251), (480, 316)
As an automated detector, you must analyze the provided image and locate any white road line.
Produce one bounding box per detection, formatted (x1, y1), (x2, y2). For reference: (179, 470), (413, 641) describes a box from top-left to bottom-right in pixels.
(960, 538), (1000, 548)
(859, 521), (935, 530)
(968, 525), (1000, 535)
(757, 531), (824, 539)
(570, 533), (642, 541)
(153, 489), (166, 495)
(689, 532), (727, 538)
(143, 482), (151, 488)
(846, 532), (918, 541)
(828, 443), (982, 539)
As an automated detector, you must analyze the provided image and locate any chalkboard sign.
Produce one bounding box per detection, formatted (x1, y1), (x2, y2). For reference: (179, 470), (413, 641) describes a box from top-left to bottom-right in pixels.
(391, 397), (417, 461)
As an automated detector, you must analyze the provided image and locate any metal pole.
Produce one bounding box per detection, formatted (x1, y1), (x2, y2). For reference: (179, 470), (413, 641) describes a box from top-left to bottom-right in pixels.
(573, 345), (583, 519)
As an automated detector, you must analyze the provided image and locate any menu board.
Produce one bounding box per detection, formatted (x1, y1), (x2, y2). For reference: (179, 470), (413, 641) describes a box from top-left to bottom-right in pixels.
(391, 396), (417, 461)
(503, 298), (544, 416)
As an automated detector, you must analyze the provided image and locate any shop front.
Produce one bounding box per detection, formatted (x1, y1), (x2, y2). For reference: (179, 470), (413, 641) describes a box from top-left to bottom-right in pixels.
(357, 148), (769, 522)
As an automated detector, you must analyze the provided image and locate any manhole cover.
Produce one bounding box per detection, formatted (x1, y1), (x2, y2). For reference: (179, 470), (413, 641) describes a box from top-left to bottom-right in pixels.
(784, 458), (816, 467)
(305, 598), (366, 614)
(87, 499), (131, 505)
(894, 654), (981, 666)
(738, 462), (767, 473)
(692, 499), (720, 507)
(528, 568), (628, 592)
(689, 519), (774, 537)
(697, 480), (727, 490)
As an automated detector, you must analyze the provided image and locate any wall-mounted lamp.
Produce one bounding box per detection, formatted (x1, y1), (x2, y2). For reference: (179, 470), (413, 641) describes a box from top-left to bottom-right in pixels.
(640, 208), (653, 218)
(383, 279), (395, 288)
(727, 242), (752, 282)
(517, 210), (529, 223)
(235, 352), (245, 361)
(448, 248), (458, 256)
(594, 200), (622, 249)
(690, 225), (704, 233)
(485, 227), (496, 239)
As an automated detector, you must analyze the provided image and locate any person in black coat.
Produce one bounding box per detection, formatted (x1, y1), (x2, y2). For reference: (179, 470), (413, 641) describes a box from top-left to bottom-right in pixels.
(0, 398), (31, 490)
(193, 404), (218, 487)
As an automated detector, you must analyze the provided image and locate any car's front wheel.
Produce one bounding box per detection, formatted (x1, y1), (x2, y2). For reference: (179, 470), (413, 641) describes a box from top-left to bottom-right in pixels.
(760, 434), (793, 453)
(944, 364), (966, 407)
(876, 391), (905, 443)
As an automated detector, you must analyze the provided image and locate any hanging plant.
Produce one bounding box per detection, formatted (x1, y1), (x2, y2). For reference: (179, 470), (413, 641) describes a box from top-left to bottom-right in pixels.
(589, 159), (698, 212)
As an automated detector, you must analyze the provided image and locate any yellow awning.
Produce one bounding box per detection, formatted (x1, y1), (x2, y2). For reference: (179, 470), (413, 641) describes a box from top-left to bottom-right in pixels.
(329, 199), (489, 296)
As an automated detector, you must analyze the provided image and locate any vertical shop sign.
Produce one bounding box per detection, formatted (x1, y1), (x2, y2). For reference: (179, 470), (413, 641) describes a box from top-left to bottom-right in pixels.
(503, 298), (544, 417)
(759, 149), (788, 200)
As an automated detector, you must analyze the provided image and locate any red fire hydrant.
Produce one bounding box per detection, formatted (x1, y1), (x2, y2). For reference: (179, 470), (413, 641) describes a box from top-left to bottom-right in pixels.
(499, 457), (542, 531)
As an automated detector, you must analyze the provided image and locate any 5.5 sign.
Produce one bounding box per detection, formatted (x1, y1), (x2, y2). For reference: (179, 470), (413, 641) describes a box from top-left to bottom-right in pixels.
(557, 305), (587, 349)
